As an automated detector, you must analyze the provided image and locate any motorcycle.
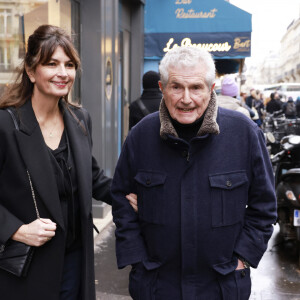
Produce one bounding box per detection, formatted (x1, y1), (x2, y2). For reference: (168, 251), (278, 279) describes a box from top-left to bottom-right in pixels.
(263, 110), (286, 155)
(271, 134), (300, 267)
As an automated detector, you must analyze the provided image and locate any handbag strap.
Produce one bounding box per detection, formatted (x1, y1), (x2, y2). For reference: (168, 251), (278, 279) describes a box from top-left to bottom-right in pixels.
(6, 108), (40, 219)
(26, 170), (40, 219)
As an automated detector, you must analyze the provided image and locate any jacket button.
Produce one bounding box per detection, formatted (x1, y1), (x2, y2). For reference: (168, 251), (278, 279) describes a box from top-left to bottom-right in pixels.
(146, 179), (151, 185)
(226, 180), (232, 187)
(182, 150), (188, 158)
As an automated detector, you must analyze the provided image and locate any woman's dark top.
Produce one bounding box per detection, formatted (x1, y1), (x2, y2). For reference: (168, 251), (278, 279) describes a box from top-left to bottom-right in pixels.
(48, 130), (81, 253)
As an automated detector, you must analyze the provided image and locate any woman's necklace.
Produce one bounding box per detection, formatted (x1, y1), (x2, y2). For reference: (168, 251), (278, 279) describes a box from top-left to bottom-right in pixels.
(36, 114), (58, 138)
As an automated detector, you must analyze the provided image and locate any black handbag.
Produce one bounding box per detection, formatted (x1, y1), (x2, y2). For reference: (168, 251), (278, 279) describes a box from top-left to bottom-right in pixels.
(0, 240), (34, 277)
(0, 109), (40, 277)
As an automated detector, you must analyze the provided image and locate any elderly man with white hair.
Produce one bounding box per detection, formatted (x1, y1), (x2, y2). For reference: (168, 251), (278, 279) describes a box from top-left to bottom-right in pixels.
(112, 46), (277, 300)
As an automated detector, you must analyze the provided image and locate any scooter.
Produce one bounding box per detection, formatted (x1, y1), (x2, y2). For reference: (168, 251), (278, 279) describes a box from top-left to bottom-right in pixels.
(263, 110), (286, 155)
(271, 135), (300, 267)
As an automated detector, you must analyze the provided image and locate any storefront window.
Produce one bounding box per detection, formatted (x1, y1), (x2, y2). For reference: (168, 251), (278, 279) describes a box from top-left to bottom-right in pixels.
(0, 0), (80, 102)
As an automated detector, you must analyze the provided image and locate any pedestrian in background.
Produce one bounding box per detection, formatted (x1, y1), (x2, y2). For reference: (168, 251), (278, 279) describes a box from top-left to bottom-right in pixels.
(0, 24), (136, 300)
(283, 97), (297, 119)
(129, 70), (162, 129)
(266, 92), (282, 114)
(245, 88), (257, 109)
(112, 46), (277, 300)
(217, 75), (251, 118)
(253, 90), (265, 127)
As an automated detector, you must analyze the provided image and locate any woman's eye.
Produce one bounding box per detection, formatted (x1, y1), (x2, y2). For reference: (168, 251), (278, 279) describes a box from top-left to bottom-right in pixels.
(47, 62), (56, 66)
(67, 62), (75, 68)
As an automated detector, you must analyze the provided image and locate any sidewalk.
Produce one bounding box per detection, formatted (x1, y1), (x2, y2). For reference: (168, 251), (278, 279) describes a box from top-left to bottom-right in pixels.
(93, 209), (113, 239)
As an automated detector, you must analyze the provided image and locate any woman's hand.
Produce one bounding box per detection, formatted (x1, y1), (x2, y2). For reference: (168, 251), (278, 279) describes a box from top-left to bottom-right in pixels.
(126, 193), (138, 212)
(11, 218), (57, 247)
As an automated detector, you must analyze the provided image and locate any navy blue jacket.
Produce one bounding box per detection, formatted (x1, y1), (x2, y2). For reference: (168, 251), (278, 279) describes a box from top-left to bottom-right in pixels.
(112, 92), (277, 300)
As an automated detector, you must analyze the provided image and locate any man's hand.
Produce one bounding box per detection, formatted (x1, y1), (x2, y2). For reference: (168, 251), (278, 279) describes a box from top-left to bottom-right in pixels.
(126, 193), (138, 212)
(235, 258), (245, 270)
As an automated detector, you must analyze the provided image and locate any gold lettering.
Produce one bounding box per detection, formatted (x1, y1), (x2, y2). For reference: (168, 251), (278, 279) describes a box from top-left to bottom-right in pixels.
(221, 42), (231, 51)
(163, 38), (179, 52)
(175, 0), (192, 4)
(181, 38), (192, 47)
(233, 38), (251, 49)
(175, 8), (217, 19)
(164, 37), (232, 53)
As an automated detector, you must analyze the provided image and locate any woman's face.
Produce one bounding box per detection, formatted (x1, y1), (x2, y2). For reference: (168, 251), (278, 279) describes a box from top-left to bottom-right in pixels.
(27, 46), (76, 101)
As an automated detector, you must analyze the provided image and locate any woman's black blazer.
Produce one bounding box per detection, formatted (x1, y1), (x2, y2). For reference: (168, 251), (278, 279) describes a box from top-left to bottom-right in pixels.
(0, 99), (111, 300)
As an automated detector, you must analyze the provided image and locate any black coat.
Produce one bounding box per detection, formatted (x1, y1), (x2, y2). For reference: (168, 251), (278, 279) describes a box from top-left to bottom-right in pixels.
(0, 100), (111, 300)
(266, 99), (282, 114)
(129, 89), (162, 129)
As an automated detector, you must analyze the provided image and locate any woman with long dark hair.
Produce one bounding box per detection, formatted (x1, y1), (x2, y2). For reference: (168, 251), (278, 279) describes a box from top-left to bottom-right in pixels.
(0, 24), (134, 300)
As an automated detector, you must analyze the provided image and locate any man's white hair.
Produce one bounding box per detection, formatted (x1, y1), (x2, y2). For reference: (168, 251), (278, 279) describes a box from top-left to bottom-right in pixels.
(159, 46), (216, 89)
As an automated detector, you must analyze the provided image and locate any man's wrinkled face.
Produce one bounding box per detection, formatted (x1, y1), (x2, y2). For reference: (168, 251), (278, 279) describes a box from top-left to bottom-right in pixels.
(159, 62), (214, 124)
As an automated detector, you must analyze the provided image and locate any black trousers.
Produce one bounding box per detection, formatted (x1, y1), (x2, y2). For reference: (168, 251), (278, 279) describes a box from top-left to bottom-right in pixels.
(60, 248), (82, 300)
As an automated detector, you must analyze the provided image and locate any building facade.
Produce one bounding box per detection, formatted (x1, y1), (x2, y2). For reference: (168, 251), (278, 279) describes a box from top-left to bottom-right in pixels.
(143, 0), (252, 76)
(277, 17), (300, 83)
(245, 13), (300, 89)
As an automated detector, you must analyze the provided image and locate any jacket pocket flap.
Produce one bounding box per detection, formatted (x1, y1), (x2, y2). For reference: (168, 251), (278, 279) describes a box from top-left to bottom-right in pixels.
(134, 171), (166, 188)
(212, 257), (238, 275)
(209, 171), (248, 190)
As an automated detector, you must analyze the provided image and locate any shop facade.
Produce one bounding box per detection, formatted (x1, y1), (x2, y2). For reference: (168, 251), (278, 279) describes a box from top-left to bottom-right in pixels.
(144, 0), (252, 76)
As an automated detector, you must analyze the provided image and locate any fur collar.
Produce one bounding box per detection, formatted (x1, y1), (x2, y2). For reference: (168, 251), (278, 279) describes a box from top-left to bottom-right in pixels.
(159, 91), (220, 139)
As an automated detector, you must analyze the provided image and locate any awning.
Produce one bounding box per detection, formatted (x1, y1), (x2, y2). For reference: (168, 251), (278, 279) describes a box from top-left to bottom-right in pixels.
(144, 0), (252, 73)
(145, 32), (251, 59)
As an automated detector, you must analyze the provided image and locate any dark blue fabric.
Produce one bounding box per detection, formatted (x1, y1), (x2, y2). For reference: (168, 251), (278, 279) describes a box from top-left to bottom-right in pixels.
(60, 248), (82, 300)
(112, 107), (277, 299)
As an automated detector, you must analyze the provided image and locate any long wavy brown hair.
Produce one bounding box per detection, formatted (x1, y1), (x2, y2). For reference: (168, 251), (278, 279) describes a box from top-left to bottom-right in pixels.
(0, 25), (81, 108)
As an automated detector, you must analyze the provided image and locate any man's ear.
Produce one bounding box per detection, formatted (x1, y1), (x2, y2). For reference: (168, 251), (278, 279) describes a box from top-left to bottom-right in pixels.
(25, 65), (35, 83)
(211, 83), (216, 93)
(158, 81), (164, 93)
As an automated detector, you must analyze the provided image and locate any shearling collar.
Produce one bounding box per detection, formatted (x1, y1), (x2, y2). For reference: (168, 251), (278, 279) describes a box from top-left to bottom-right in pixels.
(159, 90), (220, 139)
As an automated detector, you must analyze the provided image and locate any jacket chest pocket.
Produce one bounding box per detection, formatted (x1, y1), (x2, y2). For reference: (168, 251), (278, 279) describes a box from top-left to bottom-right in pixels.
(209, 171), (248, 228)
(134, 171), (166, 224)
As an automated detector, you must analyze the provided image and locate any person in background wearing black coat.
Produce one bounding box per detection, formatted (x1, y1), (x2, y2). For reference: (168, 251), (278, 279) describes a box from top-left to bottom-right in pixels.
(245, 88), (257, 109)
(266, 92), (282, 114)
(129, 71), (162, 129)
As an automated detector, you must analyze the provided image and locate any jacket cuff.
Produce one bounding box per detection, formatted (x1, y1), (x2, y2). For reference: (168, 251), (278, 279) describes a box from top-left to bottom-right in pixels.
(116, 247), (148, 269)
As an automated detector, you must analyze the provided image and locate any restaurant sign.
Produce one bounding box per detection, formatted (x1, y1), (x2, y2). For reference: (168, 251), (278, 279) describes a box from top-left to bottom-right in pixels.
(144, 32), (251, 59)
